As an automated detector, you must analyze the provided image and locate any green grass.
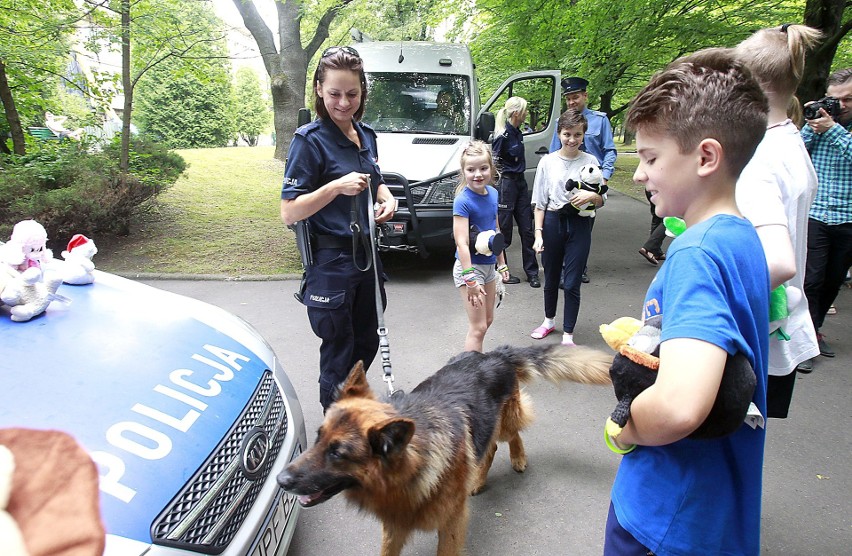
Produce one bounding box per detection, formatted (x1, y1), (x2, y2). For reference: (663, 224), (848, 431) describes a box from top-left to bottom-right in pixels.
(96, 147), (302, 277)
(95, 145), (644, 277)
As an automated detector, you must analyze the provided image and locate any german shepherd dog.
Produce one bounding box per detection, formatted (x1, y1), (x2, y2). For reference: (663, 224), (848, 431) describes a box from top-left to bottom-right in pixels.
(278, 343), (612, 556)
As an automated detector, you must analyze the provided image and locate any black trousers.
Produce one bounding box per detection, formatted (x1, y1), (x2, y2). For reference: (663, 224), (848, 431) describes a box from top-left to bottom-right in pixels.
(803, 219), (852, 330)
(497, 173), (538, 278)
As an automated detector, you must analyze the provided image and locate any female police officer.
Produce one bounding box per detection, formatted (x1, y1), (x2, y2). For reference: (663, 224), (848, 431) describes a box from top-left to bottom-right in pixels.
(280, 46), (397, 410)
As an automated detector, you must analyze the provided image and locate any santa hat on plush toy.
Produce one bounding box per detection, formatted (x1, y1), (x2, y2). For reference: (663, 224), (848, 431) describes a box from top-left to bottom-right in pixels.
(66, 234), (91, 252)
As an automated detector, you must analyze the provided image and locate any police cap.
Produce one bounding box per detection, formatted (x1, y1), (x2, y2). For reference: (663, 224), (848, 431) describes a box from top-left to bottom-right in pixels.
(561, 77), (589, 95)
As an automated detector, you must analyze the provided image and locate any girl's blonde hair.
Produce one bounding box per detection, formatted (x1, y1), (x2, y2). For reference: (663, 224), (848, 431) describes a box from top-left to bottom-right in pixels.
(455, 140), (498, 196)
(734, 25), (822, 97)
(494, 96), (528, 136)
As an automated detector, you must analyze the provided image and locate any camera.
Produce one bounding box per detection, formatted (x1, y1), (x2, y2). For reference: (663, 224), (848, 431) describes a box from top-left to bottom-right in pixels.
(803, 97), (841, 121)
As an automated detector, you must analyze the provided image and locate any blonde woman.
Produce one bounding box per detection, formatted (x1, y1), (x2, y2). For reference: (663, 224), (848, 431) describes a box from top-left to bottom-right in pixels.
(734, 24), (823, 409)
(493, 96), (540, 287)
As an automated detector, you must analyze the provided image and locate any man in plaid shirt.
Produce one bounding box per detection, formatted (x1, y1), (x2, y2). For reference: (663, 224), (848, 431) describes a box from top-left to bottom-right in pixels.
(800, 67), (852, 369)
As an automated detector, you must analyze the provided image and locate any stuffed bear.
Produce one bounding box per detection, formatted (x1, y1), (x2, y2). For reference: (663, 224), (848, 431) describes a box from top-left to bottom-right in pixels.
(565, 163), (607, 217)
(61, 234), (98, 285)
(601, 314), (757, 441)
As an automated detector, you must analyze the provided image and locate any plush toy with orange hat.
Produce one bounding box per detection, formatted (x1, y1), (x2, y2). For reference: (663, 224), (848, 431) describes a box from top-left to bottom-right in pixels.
(600, 314), (757, 452)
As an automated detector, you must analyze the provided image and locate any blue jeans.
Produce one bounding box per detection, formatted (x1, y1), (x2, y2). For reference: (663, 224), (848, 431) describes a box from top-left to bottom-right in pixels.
(540, 210), (592, 333)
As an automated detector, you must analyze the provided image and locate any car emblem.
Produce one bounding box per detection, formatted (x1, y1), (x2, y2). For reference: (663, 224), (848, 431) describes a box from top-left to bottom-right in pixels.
(240, 427), (270, 480)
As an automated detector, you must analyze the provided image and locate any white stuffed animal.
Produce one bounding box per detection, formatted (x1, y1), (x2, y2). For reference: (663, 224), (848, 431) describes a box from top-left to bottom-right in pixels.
(574, 164), (604, 217)
(0, 445), (28, 556)
(0, 220), (65, 322)
(61, 234), (97, 285)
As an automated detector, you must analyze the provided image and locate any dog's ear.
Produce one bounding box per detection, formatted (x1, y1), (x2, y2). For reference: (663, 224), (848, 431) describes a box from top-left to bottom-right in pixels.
(337, 361), (375, 401)
(368, 418), (415, 459)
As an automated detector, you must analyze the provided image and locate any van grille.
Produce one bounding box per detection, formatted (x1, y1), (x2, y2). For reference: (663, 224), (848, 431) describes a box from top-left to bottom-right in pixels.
(412, 137), (458, 145)
(150, 371), (288, 553)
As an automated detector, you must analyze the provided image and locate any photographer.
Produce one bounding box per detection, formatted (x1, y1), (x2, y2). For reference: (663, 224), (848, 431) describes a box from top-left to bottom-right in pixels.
(800, 67), (852, 368)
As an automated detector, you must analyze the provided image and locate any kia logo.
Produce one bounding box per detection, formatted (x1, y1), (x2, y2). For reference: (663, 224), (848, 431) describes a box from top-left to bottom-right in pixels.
(240, 427), (270, 480)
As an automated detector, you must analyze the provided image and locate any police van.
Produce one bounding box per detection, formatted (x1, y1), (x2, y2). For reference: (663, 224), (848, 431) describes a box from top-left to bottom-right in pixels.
(0, 262), (306, 555)
(306, 41), (562, 257)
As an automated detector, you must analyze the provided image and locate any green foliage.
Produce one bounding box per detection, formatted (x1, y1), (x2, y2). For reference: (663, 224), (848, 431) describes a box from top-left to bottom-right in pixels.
(232, 67), (270, 146)
(468, 0), (806, 121)
(132, 2), (234, 149)
(0, 138), (185, 247)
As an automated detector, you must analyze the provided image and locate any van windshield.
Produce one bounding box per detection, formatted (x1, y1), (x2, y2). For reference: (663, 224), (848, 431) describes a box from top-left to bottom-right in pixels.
(363, 73), (470, 135)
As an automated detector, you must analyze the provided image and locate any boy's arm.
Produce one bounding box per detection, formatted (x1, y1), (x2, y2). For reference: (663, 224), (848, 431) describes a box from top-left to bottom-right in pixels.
(616, 337), (727, 446)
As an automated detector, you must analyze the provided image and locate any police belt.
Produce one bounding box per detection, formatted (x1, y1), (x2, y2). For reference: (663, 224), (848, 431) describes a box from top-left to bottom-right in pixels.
(313, 234), (354, 250)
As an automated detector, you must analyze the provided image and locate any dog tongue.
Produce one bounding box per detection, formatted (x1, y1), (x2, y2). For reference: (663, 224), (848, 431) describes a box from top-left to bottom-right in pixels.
(298, 492), (323, 505)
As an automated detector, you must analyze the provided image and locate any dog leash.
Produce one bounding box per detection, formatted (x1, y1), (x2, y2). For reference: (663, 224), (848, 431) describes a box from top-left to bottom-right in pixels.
(364, 180), (401, 398)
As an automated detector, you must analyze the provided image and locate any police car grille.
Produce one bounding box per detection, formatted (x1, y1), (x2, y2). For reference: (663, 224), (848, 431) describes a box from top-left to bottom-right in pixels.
(150, 371), (288, 553)
(412, 137), (458, 145)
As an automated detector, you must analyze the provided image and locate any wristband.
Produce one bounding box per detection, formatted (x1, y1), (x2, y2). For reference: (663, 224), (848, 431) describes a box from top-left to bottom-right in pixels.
(497, 264), (509, 273)
(604, 421), (636, 455)
(460, 267), (475, 275)
(534, 227), (543, 231)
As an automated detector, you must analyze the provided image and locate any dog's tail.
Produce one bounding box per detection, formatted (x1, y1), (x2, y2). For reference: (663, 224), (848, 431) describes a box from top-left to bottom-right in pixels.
(493, 344), (613, 385)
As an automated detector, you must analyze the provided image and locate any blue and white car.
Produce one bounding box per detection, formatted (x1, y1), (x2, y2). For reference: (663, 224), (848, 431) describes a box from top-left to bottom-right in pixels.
(0, 263), (306, 555)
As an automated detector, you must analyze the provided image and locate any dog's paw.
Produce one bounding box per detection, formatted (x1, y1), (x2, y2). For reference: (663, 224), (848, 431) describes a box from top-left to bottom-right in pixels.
(511, 456), (527, 473)
(470, 482), (487, 496)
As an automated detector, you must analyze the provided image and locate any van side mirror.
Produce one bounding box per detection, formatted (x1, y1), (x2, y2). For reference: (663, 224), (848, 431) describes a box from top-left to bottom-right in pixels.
(475, 112), (495, 142)
(297, 108), (312, 127)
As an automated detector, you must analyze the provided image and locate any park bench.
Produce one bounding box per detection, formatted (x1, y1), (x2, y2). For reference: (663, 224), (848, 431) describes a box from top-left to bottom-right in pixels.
(27, 127), (60, 140)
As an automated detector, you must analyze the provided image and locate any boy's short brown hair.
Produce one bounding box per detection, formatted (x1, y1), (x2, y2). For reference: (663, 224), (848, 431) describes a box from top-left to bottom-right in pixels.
(626, 47), (768, 178)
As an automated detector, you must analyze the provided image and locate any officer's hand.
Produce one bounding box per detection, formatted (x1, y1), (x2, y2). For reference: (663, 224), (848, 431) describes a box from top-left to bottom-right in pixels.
(805, 107), (835, 134)
(374, 197), (397, 224)
(336, 172), (370, 196)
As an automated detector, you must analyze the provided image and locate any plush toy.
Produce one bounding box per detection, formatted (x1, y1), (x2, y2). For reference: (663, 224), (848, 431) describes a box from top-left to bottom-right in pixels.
(601, 314), (757, 445)
(61, 234), (97, 285)
(0, 220), (65, 322)
(0, 446), (27, 556)
(469, 225), (505, 257)
(566, 163), (606, 217)
(0, 220), (52, 273)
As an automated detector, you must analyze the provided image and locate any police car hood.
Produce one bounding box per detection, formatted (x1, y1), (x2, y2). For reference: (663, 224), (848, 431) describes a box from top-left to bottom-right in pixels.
(375, 133), (464, 181)
(0, 269), (277, 545)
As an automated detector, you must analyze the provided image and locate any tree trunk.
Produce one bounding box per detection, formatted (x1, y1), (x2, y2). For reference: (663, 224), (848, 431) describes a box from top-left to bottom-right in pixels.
(120, 0), (131, 182)
(233, 0), (350, 160)
(0, 61), (26, 155)
(798, 0), (849, 103)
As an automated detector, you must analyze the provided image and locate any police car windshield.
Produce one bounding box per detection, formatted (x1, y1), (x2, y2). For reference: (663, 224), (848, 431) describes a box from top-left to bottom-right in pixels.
(363, 73), (471, 135)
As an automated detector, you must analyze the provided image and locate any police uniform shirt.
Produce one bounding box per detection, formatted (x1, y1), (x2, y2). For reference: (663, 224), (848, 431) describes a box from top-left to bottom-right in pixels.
(282, 118), (384, 237)
(492, 122), (526, 174)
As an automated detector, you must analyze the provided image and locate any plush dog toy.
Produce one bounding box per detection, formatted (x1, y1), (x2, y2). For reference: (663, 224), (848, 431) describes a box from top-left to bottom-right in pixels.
(1, 220), (65, 322)
(469, 225), (505, 257)
(600, 315), (756, 444)
(566, 163), (607, 217)
(61, 234), (97, 285)
(0, 446), (27, 556)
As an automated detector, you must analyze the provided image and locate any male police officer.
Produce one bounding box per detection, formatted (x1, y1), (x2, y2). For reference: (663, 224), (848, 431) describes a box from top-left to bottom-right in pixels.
(549, 77), (617, 283)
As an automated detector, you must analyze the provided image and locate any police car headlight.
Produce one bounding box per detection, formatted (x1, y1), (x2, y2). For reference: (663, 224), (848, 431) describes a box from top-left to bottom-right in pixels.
(410, 173), (457, 205)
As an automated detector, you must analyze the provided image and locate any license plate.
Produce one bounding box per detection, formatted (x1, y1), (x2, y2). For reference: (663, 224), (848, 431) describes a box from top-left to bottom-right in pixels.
(250, 488), (298, 556)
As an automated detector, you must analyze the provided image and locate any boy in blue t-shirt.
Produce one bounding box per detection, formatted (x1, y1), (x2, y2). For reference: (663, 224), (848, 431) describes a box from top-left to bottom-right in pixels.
(604, 48), (771, 556)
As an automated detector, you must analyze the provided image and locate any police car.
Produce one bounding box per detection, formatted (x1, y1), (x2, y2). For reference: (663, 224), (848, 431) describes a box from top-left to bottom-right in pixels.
(0, 263), (306, 555)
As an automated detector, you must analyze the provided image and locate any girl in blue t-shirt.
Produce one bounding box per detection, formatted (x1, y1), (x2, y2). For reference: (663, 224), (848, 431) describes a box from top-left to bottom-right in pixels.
(452, 140), (510, 352)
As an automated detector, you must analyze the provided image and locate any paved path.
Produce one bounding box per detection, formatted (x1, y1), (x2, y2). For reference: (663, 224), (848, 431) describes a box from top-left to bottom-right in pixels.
(148, 190), (851, 555)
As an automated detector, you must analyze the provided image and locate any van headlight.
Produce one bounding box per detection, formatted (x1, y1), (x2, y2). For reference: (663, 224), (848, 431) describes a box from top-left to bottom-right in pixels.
(409, 173), (457, 205)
